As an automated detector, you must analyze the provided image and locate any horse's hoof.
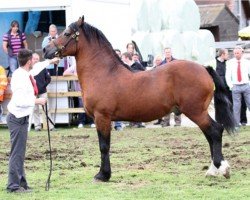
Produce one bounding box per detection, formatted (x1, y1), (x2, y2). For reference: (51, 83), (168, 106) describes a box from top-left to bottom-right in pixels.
(93, 178), (105, 183)
(223, 170), (230, 179)
(205, 161), (219, 177)
(94, 172), (110, 182)
(219, 160), (231, 179)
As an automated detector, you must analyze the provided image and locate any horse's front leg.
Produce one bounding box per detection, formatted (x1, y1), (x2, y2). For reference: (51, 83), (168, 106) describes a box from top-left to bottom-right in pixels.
(94, 114), (112, 182)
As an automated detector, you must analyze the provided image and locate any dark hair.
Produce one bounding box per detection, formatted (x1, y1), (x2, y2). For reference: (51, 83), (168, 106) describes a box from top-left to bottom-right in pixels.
(122, 52), (133, 60)
(114, 49), (121, 53)
(10, 20), (19, 28)
(217, 48), (227, 57)
(17, 49), (33, 66)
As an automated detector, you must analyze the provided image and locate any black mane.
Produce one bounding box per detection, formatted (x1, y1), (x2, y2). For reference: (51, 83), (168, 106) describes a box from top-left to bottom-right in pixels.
(71, 21), (132, 71)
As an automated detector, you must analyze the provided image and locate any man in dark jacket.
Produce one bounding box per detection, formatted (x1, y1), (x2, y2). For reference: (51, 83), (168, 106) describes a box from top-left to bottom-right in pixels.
(121, 52), (145, 72)
(31, 53), (54, 131)
(121, 52), (145, 128)
(160, 47), (182, 127)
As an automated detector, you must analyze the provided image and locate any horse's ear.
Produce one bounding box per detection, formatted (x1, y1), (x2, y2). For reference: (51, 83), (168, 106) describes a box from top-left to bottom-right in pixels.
(78, 15), (84, 25)
(77, 16), (84, 27)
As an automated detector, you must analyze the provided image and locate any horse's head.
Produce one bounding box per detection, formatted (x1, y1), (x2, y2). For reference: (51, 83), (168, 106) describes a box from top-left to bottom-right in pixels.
(43, 16), (84, 59)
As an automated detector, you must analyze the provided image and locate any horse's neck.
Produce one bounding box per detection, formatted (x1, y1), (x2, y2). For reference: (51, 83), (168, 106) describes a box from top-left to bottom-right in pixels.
(77, 50), (120, 75)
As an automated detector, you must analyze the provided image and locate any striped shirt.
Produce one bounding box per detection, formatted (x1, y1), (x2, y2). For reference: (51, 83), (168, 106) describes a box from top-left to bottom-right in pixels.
(2, 32), (26, 56)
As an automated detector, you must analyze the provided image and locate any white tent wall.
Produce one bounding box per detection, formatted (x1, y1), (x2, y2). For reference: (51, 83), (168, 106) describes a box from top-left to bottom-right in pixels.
(0, 0), (131, 54)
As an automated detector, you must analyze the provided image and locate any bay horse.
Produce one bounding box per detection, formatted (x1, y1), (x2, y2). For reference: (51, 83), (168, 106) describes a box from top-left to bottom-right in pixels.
(44, 16), (235, 182)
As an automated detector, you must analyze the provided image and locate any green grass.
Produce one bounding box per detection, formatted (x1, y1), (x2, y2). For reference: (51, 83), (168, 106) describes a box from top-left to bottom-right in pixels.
(0, 125), (249, 200)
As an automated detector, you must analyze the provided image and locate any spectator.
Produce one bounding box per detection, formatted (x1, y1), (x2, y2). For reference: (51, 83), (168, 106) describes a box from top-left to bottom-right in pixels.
(113, 49), (124, 131)
(215, 48), (247, 125)
(160, 47), (182, 127)
(31, 53), (54, 131)
(6, 49), (59, 193)
(121, 52), (145, 72)
(121, 52), (145, 128)
(0, 65), (8, 122)
(152, 55), (163, 125)
(126, 42), (135, 55)
(153, 55), (163, 68)
(240, 97), (248, 126)
(225, 46), (250, 128)
(2, 20), (28, 76)
(114, 49), (122, 58)
(214, 49), (247, 126)
(132, 52), (140, 63)
(215, 48), (231, 121)
(63, 64), (95, 128)
(126, 42), (146, 67)
(215, 49), (230, 98)
(42, 24), (65, 76)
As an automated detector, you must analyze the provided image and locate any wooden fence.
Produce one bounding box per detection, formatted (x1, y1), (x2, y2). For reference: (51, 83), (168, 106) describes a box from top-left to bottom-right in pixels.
(1, 75), (85, 129)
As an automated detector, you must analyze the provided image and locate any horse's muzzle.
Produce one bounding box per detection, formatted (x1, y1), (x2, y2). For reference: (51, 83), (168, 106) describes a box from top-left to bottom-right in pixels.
(43, 46), (58, 59)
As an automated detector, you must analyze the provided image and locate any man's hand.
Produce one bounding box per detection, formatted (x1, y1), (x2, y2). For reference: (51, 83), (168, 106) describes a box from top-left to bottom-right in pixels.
(49, 57), (60, 65)
(35, 97), (47, 105)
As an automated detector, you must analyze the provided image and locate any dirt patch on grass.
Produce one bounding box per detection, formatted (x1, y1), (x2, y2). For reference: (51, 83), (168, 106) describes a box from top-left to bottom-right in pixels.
(0, 127), (249, 181)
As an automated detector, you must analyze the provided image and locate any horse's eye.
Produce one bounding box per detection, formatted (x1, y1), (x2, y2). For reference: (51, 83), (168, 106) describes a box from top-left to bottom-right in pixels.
(64, 32), (71, 37)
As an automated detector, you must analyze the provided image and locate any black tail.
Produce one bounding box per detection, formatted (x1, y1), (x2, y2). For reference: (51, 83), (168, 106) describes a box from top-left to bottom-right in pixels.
(205, 66), (236, 134)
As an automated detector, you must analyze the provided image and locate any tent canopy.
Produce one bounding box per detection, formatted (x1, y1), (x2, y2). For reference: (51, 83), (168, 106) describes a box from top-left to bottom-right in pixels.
(238, 26), (250, 38)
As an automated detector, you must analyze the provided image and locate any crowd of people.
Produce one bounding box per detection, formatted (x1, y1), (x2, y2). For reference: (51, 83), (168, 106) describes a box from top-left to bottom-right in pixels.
(1, 21), (250, 130)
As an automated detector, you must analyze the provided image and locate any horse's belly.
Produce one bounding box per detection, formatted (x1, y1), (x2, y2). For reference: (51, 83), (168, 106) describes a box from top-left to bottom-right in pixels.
(115, 103), (172, 122)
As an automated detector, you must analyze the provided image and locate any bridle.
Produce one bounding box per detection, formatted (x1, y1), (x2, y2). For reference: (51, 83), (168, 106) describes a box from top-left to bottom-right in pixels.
(53, 25), (80, 58)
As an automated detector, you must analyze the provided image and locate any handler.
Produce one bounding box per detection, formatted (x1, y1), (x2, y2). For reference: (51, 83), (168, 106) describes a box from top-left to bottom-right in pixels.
(6, 49), (59, 193)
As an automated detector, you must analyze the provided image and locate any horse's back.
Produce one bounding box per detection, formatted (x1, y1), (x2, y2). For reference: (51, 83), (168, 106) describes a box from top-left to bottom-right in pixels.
(160, 60), (214, 90)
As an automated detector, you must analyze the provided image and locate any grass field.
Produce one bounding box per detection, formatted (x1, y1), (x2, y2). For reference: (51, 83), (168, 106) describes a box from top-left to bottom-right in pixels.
(0, 125), (249, 200)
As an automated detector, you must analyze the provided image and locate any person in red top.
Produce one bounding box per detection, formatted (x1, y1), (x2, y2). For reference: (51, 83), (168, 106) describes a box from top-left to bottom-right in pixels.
(2, 20), (28, 76)
(0, 66), (8, 122)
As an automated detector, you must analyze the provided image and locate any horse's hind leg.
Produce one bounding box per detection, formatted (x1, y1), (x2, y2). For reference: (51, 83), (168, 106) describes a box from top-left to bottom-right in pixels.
(93, 114), (112, 182)
(188, 112), (230, 178)
(202, 117), (230, 178)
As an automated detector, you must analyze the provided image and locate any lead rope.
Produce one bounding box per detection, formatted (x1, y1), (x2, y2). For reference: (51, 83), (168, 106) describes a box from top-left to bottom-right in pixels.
(53, 64), (58, 124)
(44, 103), (53, 191)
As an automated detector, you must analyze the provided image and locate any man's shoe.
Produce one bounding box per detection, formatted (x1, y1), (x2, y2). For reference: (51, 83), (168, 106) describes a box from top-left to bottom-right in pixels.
(154, 119), (162, 125)
(50, 128), (57, 131)
(137, 124), (145, 128)
(162, 123), (170, 127)
(78, 123), (84, 128)
(241, 122), (247, 126)
(90, 124), (96, 128)
(115, 126), (123, 131)
(35, 128), (41, 132)
(8, 187), (32, 193)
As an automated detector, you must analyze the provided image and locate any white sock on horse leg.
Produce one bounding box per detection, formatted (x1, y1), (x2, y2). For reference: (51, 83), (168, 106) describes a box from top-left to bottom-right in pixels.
(206, 161), (219, 177)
